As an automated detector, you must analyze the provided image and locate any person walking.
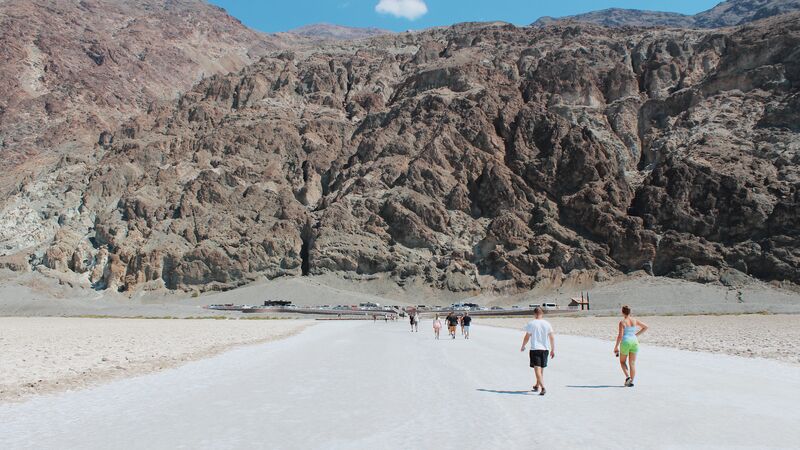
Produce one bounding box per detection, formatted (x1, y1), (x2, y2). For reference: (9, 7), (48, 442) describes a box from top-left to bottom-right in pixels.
(462, 312), (472, 339)
(614, 305), (649, 387)
(413, 312), (420, 332)
(433, 315), (442, 339)
(459, 314), (465, 336)
(446, 312), (459, 339)
(520, 307), (555, 396)
(409, 311), (416, 332)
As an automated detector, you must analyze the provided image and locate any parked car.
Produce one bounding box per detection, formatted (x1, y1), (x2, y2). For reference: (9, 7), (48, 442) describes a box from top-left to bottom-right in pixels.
(490, 306), (504, 310)
(541, 303), (558, 310)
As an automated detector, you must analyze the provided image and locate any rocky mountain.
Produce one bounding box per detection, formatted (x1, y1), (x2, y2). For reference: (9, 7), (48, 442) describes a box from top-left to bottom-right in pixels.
(695, 0), (800, 26)
(533, 9), (696, 29)
(3, 12), (798, 294)
(533, 0), (800, 28)
(0, 0), (280, 193)
(286, 23), (392, 41)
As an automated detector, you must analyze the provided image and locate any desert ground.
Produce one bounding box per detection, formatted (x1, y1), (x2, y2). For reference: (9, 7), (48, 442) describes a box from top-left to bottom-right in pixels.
(1, 321), (799, 449)
(2, 270), (799, 448)
(0, 318), (312, 402)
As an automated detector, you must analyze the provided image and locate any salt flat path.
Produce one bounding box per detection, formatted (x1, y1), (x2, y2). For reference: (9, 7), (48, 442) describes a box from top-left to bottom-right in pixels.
(2, 321), (799, 449)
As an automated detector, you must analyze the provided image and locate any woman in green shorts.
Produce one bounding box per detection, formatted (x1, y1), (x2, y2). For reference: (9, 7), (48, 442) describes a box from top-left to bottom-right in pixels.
(613, 305), (648, 387)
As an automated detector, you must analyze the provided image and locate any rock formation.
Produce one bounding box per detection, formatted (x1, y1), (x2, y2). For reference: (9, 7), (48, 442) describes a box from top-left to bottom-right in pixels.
(0, 0), (281, 193)
(1, 2), (798, 295)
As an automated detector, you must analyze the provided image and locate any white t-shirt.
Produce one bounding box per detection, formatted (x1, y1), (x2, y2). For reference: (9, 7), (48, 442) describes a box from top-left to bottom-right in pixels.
(524, 319), (554, 351)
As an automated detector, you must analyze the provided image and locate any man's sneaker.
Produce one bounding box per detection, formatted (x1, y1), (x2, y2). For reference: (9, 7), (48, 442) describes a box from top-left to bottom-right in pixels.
(532, 386), (539, 393)
(539, 387), (546, 396)
(624, 377), (631, 387)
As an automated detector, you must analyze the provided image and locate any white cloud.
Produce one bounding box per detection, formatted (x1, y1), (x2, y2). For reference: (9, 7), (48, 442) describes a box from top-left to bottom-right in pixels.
(375, 0), (428, 20)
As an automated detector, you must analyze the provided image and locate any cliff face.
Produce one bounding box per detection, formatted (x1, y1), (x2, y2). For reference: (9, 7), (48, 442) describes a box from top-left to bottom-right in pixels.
(6, 13), (797, 293)
(0, 0), (279, 192)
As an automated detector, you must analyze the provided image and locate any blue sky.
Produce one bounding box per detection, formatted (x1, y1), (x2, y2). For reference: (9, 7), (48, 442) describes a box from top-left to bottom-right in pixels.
(209, 0), (722, 33)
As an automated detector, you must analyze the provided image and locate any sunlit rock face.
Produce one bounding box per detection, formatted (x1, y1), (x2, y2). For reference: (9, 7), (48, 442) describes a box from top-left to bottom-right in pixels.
(2, 8), (799, 293)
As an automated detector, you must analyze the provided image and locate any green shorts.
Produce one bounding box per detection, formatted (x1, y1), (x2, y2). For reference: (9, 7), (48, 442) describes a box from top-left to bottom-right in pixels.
(620, 338), (639, 355)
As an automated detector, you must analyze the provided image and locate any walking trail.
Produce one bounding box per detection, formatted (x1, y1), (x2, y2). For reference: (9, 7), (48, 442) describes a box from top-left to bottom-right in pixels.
(1, 321), (798, 449)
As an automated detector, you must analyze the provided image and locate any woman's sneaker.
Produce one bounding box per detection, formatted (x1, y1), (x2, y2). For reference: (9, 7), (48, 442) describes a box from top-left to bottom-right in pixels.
(624, 377), (632, 387)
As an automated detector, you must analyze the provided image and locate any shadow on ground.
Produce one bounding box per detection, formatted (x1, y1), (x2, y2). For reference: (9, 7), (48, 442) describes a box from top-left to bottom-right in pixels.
(475, 389), (534, 395)
(566, 385), (625, 389)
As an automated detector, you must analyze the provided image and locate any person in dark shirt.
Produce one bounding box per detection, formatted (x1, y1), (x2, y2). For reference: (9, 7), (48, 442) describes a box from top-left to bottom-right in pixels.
(462, 312), (472, 339)
(446, 312), (459, 339)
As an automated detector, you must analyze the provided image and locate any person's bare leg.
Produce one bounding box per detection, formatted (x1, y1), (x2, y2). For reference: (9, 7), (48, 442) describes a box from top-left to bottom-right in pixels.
(628, 352), (637, 383)
(534, 366), (543, 389)
(619, 354), (630, 380)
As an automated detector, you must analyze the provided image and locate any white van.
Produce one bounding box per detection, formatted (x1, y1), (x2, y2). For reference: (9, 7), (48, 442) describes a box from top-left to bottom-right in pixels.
(541, 303), (558, 310)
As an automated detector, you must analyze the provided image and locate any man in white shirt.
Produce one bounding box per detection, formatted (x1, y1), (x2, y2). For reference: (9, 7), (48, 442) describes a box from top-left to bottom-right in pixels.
(520, 307), (555, 396)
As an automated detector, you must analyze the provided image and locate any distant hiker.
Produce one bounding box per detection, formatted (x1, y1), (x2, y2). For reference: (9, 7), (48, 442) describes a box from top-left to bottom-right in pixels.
(459, 314), (465, 336)
(446, 312), (459, 339)
(462, 312), (472, 339)
(433, 315), (442, 339)
(413, 312), (420, 332)
(614, 305), (649, 387)
(520, 307), (555, 396)
(410, 311), (416, 332)
(373, 314), (377, 323)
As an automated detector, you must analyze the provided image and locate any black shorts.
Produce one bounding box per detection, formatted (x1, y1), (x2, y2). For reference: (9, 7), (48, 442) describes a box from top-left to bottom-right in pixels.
(529, 350), (549, 368)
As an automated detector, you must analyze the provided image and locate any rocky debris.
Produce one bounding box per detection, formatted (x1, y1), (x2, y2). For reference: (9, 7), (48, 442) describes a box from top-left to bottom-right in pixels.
(1, 11), (799, 294)
(533, 0), (800, 29)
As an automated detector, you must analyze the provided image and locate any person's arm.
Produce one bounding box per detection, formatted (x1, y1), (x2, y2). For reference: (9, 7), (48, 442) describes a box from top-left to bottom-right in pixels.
(520, 333), (531, 352)
(614, 321), (623, 355)
(548, 331), (555, 359)
(636, 319), (649, 336)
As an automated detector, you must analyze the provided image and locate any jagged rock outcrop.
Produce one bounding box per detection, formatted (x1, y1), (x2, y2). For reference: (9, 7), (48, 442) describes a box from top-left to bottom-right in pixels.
(2, 7), (799, 293)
